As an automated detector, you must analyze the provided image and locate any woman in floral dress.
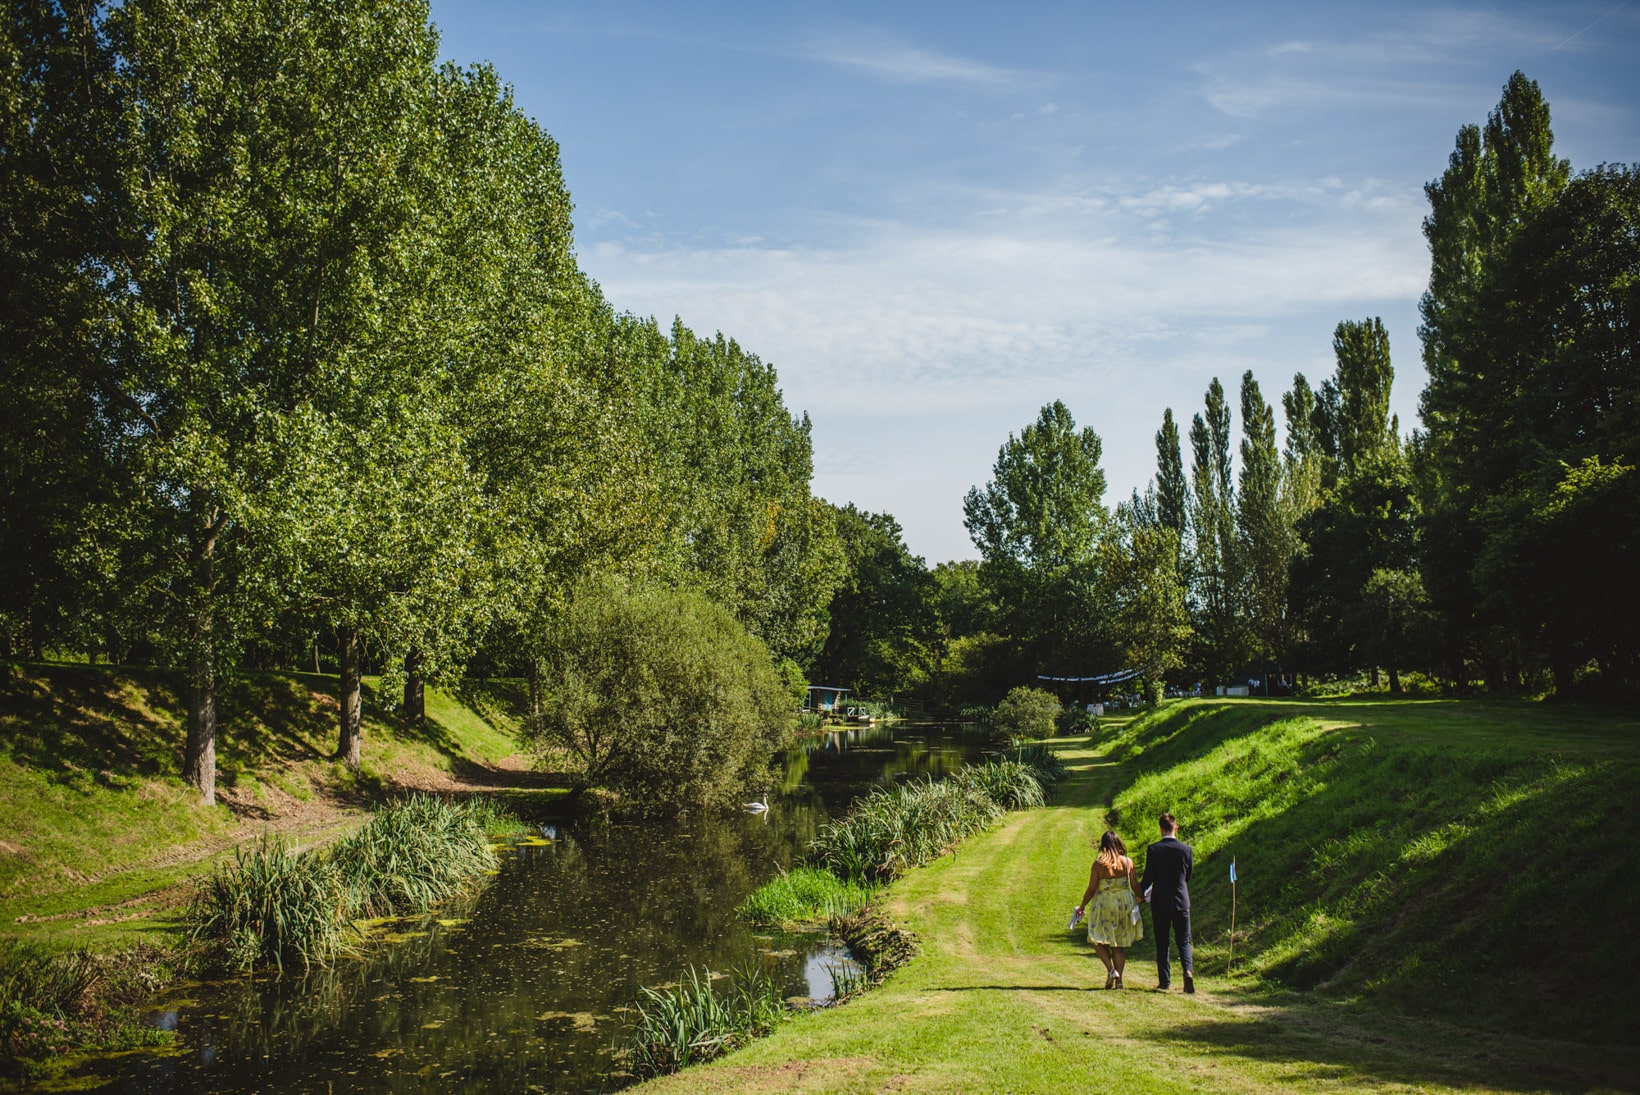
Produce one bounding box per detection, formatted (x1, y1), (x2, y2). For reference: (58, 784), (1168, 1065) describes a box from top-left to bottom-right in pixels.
(1074, 830), (1144, 989)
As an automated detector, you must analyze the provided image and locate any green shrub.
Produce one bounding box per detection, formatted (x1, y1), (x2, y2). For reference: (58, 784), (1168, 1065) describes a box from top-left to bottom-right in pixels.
(620, 964), (787, 1078)
(991, 686), (1060, 740)
(525, 580), (790, 808)
(738, 867), (874, 926)
(1057, 707), (1100, 735)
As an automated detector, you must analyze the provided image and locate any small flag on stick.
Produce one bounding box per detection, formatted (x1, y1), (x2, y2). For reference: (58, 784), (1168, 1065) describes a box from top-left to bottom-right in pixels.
(1228, 856), (1238, 974)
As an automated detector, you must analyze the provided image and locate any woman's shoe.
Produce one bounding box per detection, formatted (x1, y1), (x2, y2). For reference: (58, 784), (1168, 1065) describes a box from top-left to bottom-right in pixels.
(1113, 972), (1123, 989)
(1104, 969), (1116, 989)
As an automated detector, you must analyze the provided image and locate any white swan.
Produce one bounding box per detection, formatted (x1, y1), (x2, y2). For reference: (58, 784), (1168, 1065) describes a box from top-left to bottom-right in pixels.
(743, 795), (769, 814)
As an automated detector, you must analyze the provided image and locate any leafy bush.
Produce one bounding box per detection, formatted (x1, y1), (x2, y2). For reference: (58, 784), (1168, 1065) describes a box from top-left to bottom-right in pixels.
(620, 965), (787, 1078)
(991, 686), (1060, 740)
(738, 866), (874, 926)
(1057, 707), (1100, 735)
(0, 941), (174, 1072)
(525, 580), (790, 808)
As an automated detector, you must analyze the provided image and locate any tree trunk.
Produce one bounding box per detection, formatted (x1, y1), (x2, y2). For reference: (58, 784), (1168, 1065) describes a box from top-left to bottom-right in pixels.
(1387, 666), (1401, 694)
(528, 657), (543, 716)
(1370, 665), (1381, 689)
(404, 646), (425, 723)
(182, 516), (223, 808)
(337, 628), (362, 770)
(183, 637), (217, 806)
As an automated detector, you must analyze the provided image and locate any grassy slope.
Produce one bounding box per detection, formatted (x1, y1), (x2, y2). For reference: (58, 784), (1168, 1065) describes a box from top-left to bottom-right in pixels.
(0, 664), (543, 949)
(636, 699), (1640, 1095)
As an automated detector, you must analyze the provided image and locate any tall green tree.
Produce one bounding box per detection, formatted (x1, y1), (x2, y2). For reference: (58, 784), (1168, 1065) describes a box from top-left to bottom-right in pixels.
(1187, 379), (1239, 678)
(813, 504), (941, 697)
(1236, 371), (1294, 667)
(1330, 318), (1397, 476)
(0, 1), (123, 660)
(963, 400), (1110, 676)
(1101, 508), (1191, 697)
(1154, 408), (1188, 540)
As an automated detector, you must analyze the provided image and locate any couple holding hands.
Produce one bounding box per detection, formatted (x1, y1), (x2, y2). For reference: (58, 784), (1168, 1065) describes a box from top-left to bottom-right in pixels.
(1072, 812), (1194, 993)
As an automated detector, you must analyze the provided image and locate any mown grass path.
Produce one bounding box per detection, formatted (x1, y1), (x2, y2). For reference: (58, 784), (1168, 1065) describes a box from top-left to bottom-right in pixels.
(636, 713), (1638, 1094)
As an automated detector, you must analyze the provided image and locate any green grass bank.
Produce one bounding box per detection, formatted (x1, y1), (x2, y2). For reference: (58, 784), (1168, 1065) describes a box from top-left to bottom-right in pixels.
(633, 698), (1640, 1094)
(0, 662), (555, 950)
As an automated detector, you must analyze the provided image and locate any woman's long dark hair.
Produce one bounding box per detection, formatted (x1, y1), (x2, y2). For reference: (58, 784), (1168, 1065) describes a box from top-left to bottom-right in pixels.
(1096, 830), (1127, 869)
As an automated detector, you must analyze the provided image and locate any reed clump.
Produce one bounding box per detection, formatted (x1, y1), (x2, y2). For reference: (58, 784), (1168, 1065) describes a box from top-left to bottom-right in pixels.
(955, 758), (1047, 810)
(330, 794), (498, 918)
(619, 964), (787, 1079)
(736, 866), (874, 927)
(188, 794), (511, 972)
(809, 777), (1001, 883)
(1003, 743), (1069, 784)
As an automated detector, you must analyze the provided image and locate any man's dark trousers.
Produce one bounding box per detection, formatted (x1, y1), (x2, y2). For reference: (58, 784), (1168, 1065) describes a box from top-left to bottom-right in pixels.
(1152, 907), (1192, 989)
(1140, 834), (1195, 988)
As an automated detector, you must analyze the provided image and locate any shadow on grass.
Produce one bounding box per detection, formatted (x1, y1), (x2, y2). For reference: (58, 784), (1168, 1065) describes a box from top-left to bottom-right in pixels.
(1096, 701), (1640, 1047)
(1133, 991), (1640, 1093)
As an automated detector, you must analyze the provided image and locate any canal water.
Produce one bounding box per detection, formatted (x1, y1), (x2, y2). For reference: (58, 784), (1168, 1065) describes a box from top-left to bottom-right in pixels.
(76, 723), (988, 1094)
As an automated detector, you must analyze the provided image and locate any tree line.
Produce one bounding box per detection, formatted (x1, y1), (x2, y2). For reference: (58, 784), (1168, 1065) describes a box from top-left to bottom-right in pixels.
(816, 73), (1638, 706)
(4, 18), (1634, 817)
(0, 0), (845, 804)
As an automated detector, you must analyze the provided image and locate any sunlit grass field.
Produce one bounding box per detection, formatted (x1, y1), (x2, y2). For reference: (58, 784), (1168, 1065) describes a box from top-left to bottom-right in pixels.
(637, 698), (1640, 1094)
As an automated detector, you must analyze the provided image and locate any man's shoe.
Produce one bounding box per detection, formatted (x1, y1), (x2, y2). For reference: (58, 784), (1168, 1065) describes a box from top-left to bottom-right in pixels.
(1183, 974), (1195, 994)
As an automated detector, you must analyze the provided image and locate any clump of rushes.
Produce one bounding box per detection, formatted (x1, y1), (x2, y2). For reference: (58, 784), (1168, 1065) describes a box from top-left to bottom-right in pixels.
(329, 794), (498, 918)
(189, 795), (512, 972)
(1004, 742), (1068, 784)
(955, 759), (1047, 810)
(620, 965), (787, 1078)
(736, 866), (874, 927)
(809, 776), (1004, 884)
(190, 835), (353, 972)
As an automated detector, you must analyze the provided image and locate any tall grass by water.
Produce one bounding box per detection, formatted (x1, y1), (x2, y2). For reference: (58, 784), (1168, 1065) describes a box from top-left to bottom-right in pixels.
(810, 777), (1004, 883)
(737, 866), (875, 927)
(619, 964), (787, 1079)
(809, 758), (1058, 884)
(189, 794), (511, 972)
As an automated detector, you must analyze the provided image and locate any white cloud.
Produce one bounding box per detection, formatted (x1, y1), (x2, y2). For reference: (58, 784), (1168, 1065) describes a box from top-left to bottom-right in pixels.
(581, 178), (1428, 559)
(804, 31), (1023, 86)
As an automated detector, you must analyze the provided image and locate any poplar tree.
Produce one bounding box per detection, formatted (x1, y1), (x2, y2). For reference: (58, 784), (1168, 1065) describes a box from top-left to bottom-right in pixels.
(1236, 371), (1292, 668)
(1188, 379), (1238, 678)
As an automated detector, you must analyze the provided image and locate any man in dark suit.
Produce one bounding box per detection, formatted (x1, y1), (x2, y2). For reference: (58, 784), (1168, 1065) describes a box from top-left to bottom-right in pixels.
(1139, 812), (1195, 993)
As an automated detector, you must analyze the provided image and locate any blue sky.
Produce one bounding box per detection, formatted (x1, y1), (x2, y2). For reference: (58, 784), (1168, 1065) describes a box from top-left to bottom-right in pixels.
(429, 1), (1640, 563)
